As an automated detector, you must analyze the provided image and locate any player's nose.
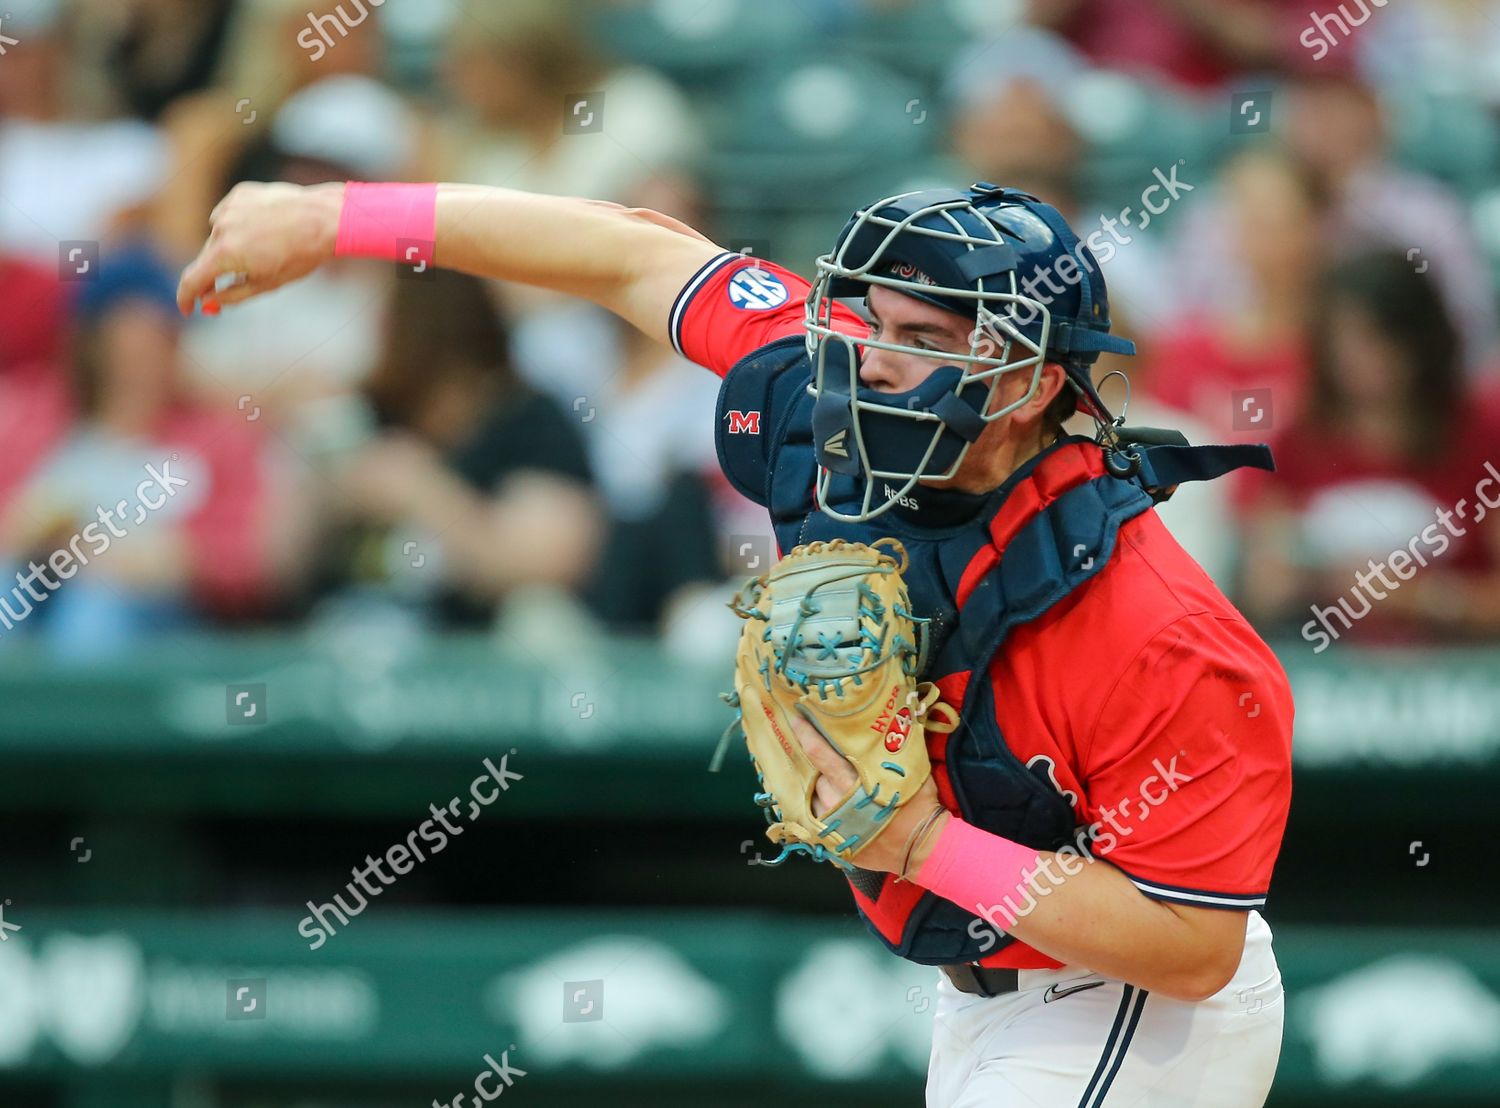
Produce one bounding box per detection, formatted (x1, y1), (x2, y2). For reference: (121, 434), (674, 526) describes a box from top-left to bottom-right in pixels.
(858, 348), (906, 392)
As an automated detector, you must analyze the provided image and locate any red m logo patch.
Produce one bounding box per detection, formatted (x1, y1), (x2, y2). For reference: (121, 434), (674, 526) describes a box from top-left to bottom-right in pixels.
(726, 410), (761, 434)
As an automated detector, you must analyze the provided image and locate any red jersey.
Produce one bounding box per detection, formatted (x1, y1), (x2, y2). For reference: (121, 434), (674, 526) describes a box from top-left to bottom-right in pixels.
(675, 252), (1294, 969)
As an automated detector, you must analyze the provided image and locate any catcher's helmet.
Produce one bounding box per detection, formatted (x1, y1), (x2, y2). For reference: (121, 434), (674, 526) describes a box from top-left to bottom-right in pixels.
(806, 182), (1136, 522)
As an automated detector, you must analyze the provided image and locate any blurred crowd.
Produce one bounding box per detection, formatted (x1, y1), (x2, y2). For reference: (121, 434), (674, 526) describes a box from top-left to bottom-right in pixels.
(2, 0), (1500, 660)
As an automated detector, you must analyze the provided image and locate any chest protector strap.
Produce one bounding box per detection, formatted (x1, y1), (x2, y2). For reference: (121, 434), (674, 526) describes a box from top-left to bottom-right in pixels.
(843, 448), (1160, 965)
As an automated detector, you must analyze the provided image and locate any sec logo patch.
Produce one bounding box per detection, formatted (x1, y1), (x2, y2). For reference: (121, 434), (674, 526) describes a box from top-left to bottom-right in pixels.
(727, 266), (788, 311)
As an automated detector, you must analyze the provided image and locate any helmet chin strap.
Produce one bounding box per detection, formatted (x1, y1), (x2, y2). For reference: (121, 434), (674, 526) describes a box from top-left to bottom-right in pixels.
(927, 389), (988, 443)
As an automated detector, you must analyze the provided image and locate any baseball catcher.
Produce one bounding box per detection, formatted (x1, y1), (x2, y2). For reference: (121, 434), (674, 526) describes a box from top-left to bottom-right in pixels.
(179, 177), (1294, 1106)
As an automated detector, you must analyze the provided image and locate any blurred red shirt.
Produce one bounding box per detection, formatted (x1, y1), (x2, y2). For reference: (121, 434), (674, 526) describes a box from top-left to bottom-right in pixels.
(1253, 405), (1500, 578)
(1049, 0), (1308, 92)
(1145, 318), (1309, 444)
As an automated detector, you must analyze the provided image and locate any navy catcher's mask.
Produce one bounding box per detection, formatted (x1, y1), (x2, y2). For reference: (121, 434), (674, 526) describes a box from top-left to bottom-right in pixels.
(805, 183), (1136, 522)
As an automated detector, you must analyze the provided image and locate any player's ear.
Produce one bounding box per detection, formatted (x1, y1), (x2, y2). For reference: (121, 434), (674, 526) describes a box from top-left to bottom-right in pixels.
(1006, 361), (1069, 428)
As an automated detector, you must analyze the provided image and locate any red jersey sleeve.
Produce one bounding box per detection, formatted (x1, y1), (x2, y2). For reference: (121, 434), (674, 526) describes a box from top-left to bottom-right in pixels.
(1077, 612), (1294, 910)
(669, 252), (865, 377)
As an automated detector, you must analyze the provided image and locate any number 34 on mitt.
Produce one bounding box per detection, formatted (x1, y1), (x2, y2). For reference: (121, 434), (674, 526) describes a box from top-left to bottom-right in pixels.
(716, 538), (958, 869)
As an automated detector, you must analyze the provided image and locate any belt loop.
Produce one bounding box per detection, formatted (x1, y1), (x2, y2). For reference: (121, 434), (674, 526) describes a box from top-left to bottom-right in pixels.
(964, 964), (995, 998)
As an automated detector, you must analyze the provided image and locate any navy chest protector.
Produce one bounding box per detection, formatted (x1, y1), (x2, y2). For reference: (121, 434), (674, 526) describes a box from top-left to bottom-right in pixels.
(716, 336), (1272, 965)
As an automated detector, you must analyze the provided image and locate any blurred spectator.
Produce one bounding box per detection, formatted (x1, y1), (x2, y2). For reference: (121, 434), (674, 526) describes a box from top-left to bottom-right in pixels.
(1355, 0), (1500, 105)
(1238, 250), (1500, 643)
(92, 0), (239, 122)
(572, 312), (729, 632)
(941, 26), (1176, 329)
(1173, 71), (1497, 371)
(0, 255), (71, 513)
(1027, 0), (1304, 93)
(248, 72), (419, 185)
(430, 0), (699, 438)
(216, 0), (386, 110)
(1283, 70), (1497, 367)
(1151, 148), (1324, 439)
(180, 76), (420, 443)
(0, 251), (67, 371)
(939, 27), (1234, 582)
(314, 269), (602, 626)
(0, 244), (288, 658)
(0, 3), (168, 262)
(945, 29), (1086, 211)
(434, 0), (701, 202)
(147, 0), (392, 260)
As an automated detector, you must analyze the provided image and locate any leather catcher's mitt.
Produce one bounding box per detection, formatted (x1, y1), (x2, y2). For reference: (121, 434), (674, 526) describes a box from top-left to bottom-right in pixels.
(718, 538), (957, 868)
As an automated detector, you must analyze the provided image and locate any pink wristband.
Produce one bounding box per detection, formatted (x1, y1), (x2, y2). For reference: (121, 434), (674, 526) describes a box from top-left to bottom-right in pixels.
(334, 182), (438, 265)
(914, 816), (1042, 931)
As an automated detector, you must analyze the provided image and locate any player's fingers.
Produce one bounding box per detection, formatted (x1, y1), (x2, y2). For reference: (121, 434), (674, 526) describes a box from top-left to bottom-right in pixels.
(208, 181), (248, 226)
(176, 243), (232, 315)
(178, 247), (263, 314)
(811, 776), (843, 820)
(791, 713), (856, 789)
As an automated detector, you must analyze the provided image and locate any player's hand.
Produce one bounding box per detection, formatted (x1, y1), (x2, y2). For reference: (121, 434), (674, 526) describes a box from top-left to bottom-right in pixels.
(176, 181), (344, 315)
(789, 712), (947, 875)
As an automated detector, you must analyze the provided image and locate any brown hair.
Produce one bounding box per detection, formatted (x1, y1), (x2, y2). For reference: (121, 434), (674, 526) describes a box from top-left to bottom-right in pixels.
(1305, 249), (1461, 461)
(1041, 375), (1079, 436)
(447, 0), (600, 96)
(365, 269), (516, 428)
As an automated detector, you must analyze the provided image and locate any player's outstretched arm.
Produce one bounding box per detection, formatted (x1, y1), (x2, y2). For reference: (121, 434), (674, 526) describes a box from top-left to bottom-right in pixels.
(175, 181), (723, 347)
